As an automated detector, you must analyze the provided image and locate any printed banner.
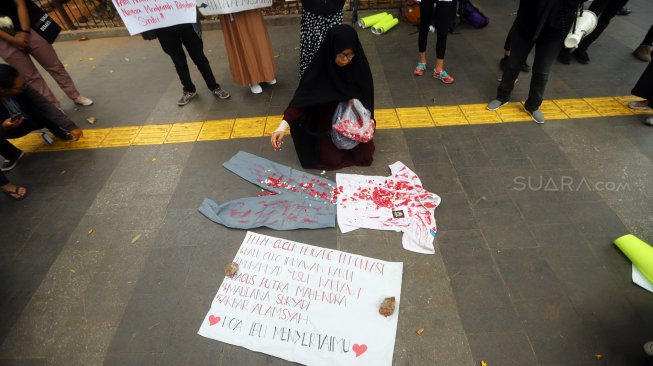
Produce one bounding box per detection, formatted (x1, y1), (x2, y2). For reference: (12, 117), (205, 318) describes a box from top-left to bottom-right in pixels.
(112, 0), (197, 35)
(198, 232), (403, 366)
(196, 0), (273, 15)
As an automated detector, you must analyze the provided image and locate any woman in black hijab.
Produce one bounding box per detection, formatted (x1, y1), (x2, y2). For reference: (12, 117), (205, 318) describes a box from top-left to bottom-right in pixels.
(271, 25), (375, 170)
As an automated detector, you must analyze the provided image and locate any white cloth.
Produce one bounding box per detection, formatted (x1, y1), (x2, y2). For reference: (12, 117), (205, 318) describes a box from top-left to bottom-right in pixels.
(336, 162), (441, 254)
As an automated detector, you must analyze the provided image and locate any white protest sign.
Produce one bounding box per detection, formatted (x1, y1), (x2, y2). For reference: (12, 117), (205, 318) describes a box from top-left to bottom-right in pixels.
(112, 0), (197, 35)
(198, 232), (403, 366)
(195, 0), (272, 16)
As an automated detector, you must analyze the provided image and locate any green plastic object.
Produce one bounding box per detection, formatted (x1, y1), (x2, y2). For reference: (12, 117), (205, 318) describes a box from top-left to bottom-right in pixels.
(614, 234), (653, 284)
(358, 12), (390, 28)
(371, 16), (399, 35)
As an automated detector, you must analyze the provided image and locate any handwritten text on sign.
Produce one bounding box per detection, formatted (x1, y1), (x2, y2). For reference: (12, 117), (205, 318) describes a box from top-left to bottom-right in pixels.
(112, 0), (197, 35)
(196, 0), (273, 16)
(198, 232), (403, 366)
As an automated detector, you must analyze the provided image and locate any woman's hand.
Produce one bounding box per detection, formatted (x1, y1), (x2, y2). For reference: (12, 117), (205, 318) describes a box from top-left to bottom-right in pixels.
(271, 131), (285, 151)
(2, 116), (24, 130)
(13, 32), (29, 49)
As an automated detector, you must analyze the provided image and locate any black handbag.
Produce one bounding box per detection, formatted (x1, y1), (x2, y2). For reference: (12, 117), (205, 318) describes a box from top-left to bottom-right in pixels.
(26, 0), (61, 44)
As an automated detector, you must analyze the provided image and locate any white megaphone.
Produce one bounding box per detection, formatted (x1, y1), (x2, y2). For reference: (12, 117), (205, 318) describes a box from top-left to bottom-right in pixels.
(564, 10), (598, 48)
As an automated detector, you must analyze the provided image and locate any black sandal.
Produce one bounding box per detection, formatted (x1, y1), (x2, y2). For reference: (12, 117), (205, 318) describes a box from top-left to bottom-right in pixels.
(2, 185), (28, 201)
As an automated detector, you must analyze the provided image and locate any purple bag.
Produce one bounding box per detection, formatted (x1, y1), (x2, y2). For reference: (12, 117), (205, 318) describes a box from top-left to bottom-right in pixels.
(459, 0), (489, 28)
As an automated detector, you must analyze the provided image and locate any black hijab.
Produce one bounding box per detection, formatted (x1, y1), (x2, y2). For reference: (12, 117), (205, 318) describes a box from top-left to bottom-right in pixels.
(289, 24), (374, 117)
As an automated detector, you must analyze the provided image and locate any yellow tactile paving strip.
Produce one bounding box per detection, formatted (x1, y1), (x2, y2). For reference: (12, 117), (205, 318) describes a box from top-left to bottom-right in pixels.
(10, 96), (650, 153)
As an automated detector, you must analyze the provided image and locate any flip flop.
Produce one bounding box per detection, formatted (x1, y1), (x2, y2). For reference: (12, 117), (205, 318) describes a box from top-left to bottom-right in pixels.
(2, 185), (28, 201)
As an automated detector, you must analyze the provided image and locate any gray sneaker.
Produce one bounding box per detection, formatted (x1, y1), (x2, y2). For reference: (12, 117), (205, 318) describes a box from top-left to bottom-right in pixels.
(1, 150), (24, 172)
(212, 87), (230, 100)
(487, 99), (509, 111)
(527, 108), (545, 124)
(177, 91), (197, 106)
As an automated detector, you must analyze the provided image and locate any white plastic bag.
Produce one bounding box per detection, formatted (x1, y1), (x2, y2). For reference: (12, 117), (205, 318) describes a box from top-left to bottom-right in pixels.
(331, 99), (375, 150)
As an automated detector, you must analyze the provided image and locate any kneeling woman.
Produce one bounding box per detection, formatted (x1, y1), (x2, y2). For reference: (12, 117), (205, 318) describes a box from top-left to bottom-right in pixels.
(271, 25), (375, 170)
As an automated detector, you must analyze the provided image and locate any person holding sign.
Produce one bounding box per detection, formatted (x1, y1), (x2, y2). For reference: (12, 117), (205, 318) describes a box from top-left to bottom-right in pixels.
(218, 10), (277, 94)
(154, 22), (231, 106)
(271, 25), (375, 170)
(0, 0), (93, 109)
(299, 0), (345, 77)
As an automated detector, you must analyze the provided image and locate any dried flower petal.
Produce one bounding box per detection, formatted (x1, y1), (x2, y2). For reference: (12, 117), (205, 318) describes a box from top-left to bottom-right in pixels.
(379, 296), (396, 317)
(224, 262), (239, 277)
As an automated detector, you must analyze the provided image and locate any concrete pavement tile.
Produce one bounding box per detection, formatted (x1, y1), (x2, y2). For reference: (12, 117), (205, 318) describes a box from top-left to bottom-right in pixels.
(560, 200), (629, 245)
(337, 230), (406, 261)
(472, 202), (523, 229)
(405, 138), (450, 166)
(538, 169), (604, 203)
(86, 181), (139, 214)
(514, 199), (571, 226)
(119, 194), (171, 230)
(466, 331), (537, 366)
(529, 224), (602, 270)
(0, 359), (47, 365)
(435, 192), (477, 231)
(154, 209), (230, 248)
(413, 162), (463, 194)
(72, 271), (136, 327)
(490, 157), (536, 172)
(438, 230), (496, 276)
(136, 164), (183, 196)
(220, 344), (301, 365)
(493, 248), (566, 301)
(400, 254), (455, 307)
(450, 273), (522, 333)
(183, 240), (242, 292)
(481, 223), (538, 250)
(459, 173), (513, 209)
(393, 305), (474, 366)
(477, 135), (526, 160)
(107, 293), (177, 353)
(518, 142), (574, 170)
(103, 353), (163, 366)
(133, 246), (194, 296)
(159, 317), (223, 366)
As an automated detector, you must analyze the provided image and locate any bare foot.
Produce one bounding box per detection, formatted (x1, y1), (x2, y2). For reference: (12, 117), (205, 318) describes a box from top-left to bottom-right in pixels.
(1, 183), (27, 200)
(69, 128), (83, 141)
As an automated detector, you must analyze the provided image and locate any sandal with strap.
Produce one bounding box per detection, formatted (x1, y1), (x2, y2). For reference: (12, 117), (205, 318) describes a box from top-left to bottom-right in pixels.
(2, 184), (28, 201)
(413, 62), (427, 76)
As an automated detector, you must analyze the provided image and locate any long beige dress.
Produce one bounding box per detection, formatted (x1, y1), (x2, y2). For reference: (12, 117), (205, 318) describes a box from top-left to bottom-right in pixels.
(219, 10), (277, 86)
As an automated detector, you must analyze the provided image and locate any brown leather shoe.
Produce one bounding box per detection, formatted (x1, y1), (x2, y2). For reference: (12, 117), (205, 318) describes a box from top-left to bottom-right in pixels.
(633, 44), (652, 62)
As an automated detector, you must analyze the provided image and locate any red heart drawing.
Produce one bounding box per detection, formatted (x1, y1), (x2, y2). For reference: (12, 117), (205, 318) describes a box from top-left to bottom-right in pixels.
(352, 344), (367, 357)
(208, 315), (221, 326)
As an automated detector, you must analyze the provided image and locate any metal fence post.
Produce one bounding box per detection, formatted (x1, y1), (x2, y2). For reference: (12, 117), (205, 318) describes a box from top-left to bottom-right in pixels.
(51, 0), (77, 30)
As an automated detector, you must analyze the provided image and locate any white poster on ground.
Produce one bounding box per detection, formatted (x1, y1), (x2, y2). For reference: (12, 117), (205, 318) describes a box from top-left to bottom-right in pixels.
(198, 231), (403, 366)
(195, 0), (273, 16)
(112, 0), (197, 35)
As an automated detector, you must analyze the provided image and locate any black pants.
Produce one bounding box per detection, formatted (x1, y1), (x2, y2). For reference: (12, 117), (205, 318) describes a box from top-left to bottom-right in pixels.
(497, 24), (565, 112)
(0, 171), (8, 186)
(0, 118), (70, 160)
(418, 0), (455, 59)
(156, 24), (219, 93)
(632, 60), (653, 101)
(578, 0), (629, 51)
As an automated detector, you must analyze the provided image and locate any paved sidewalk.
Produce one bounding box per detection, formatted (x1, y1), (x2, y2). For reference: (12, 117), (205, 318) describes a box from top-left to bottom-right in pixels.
(0, 0), (652, 365)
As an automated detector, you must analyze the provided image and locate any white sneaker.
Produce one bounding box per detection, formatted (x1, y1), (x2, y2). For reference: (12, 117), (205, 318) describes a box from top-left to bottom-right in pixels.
(73, 95), (94, 106)
(249, 84), (263, 94)
(645, 117), (653, 126)
(267, 78), (277, 85)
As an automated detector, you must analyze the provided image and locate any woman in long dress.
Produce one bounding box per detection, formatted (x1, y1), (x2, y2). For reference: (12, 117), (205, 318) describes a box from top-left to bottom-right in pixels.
(219, 10), (277, 94)
(299, 0), (345, 77)
(271, 25), (375, 170)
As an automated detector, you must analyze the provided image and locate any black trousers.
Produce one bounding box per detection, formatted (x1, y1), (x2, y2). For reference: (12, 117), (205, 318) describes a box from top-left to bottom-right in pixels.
(578, 0), (629, 51)
(632, 60), (653, 101)
(418, 0), (455, 58)
(497, 24), (565, 112)
(0, 118), (70, 160)
(0, 171), (8, 186)
(156, 24), (219, 93)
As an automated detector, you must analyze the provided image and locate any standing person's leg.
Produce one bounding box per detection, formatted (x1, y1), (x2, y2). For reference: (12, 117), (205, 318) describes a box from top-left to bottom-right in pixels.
(575, 0), (629, 62)
(588, 0), (611, 15)
(433, 0), (455, 83)
(524, 28), (565, 122)
(0, 171), (27, 200)
(0, 40), (60, 107)
(181, 25), (218, 91)
(488, 27), (533, 110)
(27, 32), (92, 106)
(634, 24), (653, 62)
(157, 27), (196, 93)
(414, 0), (434, 75)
